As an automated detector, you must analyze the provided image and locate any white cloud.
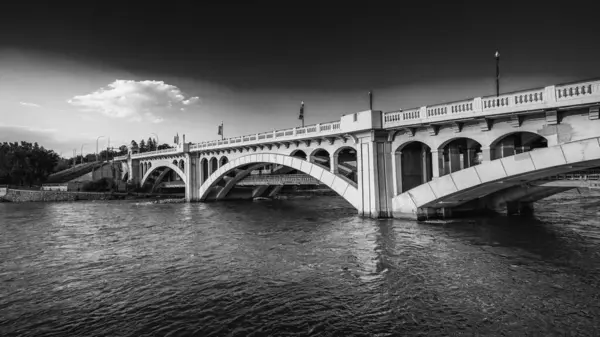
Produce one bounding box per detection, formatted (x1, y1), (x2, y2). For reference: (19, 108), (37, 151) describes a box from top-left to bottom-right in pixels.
(19, 101), (41, 108)
(182, 97), (199, 105)
(67, 79), (200, 122)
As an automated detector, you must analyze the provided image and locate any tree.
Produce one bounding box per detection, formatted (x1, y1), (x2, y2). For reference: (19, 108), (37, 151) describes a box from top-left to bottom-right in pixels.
(157, 143), (173, 150)
(0, 141), (59, 186)
(147, 137), (156, 151)
(139, 139), (146, 153)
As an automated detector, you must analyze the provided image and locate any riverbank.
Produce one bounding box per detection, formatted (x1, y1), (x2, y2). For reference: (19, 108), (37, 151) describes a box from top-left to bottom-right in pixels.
(0, 188), (184, 203)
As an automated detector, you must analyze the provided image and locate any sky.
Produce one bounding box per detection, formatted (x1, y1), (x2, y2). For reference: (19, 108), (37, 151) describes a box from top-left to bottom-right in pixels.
(1, 1), (600, 157)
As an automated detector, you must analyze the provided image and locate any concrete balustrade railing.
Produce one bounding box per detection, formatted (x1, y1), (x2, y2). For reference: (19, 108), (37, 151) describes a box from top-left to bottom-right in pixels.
(383, 79), (600, 128)
(187, 120), (342, 153)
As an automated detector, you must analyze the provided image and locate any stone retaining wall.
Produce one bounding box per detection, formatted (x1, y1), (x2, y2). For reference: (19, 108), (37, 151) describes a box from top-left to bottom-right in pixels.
(1, 189), (114, 202)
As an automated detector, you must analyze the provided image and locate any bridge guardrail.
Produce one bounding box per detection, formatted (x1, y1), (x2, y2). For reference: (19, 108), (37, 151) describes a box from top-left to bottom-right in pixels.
(383, 79), (600, 128)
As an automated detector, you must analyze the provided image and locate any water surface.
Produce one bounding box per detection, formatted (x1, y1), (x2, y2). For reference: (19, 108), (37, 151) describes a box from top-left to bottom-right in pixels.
(1, 190), (600, 336)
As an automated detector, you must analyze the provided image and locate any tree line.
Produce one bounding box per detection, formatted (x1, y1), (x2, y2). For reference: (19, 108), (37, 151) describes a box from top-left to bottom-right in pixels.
(0, 138), (175, 186)
(0, 141), (60, 186)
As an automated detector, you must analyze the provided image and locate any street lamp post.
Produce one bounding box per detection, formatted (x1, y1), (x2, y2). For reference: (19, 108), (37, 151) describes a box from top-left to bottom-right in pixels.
(495, 51), (500, 97)
(96, 136), (105, 162)
(80, 144), (86, 164)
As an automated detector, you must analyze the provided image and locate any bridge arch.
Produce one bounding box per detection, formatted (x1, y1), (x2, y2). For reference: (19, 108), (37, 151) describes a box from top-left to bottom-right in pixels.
(198, 154), (359, 209)
(309, 148), (331, 170)
(333, 146), (357, 183)
(219, 156), (229, 167)
(209, 157), (218, 174)
(290, 149), (307, 160)
(438, 137), (482, 176)
(489, 131), (548, 160)
(200, 158), (209, 183)
(140, 162), (186, 188)
(394, 141), (433, 194)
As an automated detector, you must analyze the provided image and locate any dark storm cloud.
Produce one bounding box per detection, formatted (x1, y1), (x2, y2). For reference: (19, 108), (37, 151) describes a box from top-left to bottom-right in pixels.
(2, 1), (600, 94)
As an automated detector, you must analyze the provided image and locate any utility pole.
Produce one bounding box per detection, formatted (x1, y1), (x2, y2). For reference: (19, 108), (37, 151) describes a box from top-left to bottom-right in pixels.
(495, 51), (500, 97)
(96, 136), (104, 162)
(369, 90), (373, 110)
(299, 101), (305, 127)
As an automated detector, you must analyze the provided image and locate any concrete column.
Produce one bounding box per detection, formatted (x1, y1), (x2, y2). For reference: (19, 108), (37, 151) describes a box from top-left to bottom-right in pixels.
(431, 150), (441, 179)
(449, 145), (461, 173)
(356, 131), (394, 218)
(330, 153), (339, 174)
(466, 148), (475, 167)
(392, 151), (402, 195)
(198, 158), (205, 185)
(480, 147), (491, 162)
(128, 158), (140, 185)
(421, 145), (429, 183)
(185, 154), (200, 202)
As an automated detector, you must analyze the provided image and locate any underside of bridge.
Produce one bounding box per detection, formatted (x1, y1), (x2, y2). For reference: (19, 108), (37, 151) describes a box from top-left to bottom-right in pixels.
(393, 137), (600, 220)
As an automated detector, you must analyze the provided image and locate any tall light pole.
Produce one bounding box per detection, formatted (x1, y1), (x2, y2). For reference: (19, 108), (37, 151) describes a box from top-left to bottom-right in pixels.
(80, 144), (86, 164)
(96, 136), (104, 162)
(150, 133), (159, 150)
(495, 51), (500, 97)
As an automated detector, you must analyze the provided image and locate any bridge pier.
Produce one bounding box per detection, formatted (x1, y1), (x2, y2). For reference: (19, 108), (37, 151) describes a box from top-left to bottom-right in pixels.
(357, 130), (394, 218)
(185, 154), (200, 202)
(506, 201), (534, 216)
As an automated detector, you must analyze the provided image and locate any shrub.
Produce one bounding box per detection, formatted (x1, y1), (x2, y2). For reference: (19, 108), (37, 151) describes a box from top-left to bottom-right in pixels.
(81, 178), (114, 192)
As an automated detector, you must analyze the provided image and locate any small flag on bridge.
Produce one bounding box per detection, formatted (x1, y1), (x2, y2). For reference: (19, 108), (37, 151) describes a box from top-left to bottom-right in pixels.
(217, 122), (223, 136)
(299, 101), (304, 120)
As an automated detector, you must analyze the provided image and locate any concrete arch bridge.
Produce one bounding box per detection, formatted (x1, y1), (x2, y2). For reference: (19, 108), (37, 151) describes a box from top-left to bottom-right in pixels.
(114, 78), (600, 219)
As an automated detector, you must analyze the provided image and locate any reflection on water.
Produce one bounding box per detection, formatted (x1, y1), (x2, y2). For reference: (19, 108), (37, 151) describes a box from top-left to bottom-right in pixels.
(1, 190), (599, 336)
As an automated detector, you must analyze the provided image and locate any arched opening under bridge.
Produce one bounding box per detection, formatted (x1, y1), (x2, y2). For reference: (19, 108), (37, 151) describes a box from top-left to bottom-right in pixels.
(395, 141), (433, 193)
(310, 149), (330, 170)
(334, 147), (357, 184)
(140, 162), (186, 194)
(439, 137), (482, 176)
(291, 150), (307, 160)
(201, 158), (209, 183)
(210, 157), (218, 174)
(198, 154), (359, 209)
(219, 156), (229, 167)
(490, 132), (548, 160)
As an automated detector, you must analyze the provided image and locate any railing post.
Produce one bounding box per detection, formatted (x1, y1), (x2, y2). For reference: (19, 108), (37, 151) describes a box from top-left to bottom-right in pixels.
(473, 97), (482, 112)
(544, 85), (556, 103)
(293, 127), (297, 136)
(316, 123), (320, 132)
(419, 106), (427, 120)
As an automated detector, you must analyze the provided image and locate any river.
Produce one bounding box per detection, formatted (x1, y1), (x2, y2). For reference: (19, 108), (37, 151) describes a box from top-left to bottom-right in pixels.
(1, 190), (600, 336)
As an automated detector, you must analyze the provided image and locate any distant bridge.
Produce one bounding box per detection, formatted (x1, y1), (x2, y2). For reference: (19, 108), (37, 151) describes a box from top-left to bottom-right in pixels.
(113, 78), (600, 219)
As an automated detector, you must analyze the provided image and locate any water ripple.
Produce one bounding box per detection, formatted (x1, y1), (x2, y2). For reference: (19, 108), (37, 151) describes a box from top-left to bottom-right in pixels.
(1, 190), (600, 336)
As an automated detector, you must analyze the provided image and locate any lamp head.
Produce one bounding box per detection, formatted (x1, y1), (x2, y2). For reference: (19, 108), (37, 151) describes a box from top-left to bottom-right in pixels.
(495, 51), (500, 58)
